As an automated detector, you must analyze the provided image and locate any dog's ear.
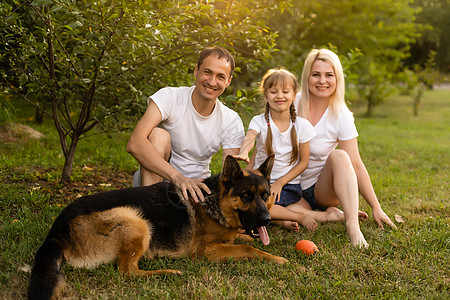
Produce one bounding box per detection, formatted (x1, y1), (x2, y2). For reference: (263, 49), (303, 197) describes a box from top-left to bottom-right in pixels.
(222, 155), (244, 184)
(257, 154), (274, 181)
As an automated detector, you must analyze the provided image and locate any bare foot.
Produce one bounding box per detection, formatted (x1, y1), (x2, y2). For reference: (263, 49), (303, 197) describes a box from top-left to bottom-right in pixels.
(347, 227), (369, 248)
(275, 220), (300, 232)
(325, 207), (345, 222)
(358, 210), (368, 220)
(300, 216), (318, 232)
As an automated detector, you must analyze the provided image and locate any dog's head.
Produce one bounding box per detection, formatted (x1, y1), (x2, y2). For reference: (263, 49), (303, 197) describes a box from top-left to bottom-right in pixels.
(220, 155), (275, 245)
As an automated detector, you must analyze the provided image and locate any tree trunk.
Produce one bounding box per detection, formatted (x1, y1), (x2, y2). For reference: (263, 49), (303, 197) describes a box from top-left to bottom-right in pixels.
(413, 85), (424, 116)
(413, 101), (420, 116)
(35, 107), (44, 124)
(61, 153), (74, 183)
(366, 95), (373, 117)
(61, 134), (80, 183)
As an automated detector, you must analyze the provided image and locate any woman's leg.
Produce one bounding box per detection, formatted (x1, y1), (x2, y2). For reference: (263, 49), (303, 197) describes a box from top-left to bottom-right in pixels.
(314, 149), (369, 248)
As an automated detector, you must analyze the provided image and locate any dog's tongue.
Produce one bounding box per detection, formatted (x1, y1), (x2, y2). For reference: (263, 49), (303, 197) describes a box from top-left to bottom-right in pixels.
(257, 226), (270, 245)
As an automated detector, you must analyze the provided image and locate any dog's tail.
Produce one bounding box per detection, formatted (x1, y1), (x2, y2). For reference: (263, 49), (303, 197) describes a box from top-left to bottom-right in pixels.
(28, 236), (65, 300)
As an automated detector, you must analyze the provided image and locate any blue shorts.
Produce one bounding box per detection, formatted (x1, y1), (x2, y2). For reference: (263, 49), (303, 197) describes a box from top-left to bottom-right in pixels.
(275, 184), (302, 207)
(302, 184), (325, 211)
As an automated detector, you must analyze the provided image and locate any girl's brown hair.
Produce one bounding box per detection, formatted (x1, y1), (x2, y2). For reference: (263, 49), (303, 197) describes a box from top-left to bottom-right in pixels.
(260, 68), (299, 165)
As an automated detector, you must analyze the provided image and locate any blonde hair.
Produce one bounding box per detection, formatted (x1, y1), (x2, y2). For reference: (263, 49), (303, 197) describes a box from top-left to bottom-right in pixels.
(260, 68), (299, 165)
(298, 49), (350, 120)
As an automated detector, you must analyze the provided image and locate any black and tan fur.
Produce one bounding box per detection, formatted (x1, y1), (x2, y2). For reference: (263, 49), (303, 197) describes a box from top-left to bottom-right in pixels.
(28, 155), (287, 300)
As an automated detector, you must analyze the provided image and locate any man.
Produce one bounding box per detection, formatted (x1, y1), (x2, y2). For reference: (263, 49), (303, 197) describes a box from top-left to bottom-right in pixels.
(127, 47), (244, 202)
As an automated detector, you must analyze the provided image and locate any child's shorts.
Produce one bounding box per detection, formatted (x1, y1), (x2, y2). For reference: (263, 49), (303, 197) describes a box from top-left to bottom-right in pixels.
(302, 184), (325, 211)
(275, 183), (303, 207)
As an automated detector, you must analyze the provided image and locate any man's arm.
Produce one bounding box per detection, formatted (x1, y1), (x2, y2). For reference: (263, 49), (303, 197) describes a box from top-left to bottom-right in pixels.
(127, 100), (178, 181)
(127, 100), (210, 202)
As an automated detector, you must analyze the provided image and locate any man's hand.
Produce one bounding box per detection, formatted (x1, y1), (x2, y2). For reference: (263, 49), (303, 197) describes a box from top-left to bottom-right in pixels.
(171, 173), (211, 203)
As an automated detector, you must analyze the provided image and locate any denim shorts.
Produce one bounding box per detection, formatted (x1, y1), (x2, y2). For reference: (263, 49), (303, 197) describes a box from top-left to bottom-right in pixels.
(302, 184), (325, 211)
(275, 183), (302, 207)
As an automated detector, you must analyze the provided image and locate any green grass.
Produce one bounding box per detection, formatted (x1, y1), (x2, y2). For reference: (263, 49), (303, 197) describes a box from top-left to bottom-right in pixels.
(1, 90), (449, 299)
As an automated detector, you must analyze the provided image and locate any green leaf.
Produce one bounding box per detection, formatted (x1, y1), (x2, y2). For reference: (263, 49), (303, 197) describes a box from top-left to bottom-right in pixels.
(31, 0), (54, 6)
(51, 4), (63, 12)
(19, 73), (28, 85)
(106, 13), (119, 22)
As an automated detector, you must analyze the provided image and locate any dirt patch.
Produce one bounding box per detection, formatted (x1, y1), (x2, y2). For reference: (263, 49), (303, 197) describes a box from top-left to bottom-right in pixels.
(2, 165), (133, 208)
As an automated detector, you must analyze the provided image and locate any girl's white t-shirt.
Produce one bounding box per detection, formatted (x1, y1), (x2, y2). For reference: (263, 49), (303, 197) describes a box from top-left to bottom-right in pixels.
(249, 113), (317, 184)
(295, 96), (358, 189)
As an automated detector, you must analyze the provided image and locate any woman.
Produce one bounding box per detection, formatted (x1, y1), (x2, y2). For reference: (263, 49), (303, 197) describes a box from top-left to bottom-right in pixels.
(294, 49), (396, 248)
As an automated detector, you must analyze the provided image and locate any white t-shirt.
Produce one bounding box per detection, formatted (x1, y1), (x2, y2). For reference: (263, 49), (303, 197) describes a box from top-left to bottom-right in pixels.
(294, 96), (358, 189)
(249, 113), (317, 184)
(148, 86), (244, 179)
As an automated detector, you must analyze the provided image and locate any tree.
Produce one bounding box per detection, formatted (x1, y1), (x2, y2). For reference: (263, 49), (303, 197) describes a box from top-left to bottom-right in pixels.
(408, 0), (450, 73)
(266, 0), (420, 116)
(399, 51), (437, 116)
(0, 0), (285, 182)
(355, 59), (397, 117)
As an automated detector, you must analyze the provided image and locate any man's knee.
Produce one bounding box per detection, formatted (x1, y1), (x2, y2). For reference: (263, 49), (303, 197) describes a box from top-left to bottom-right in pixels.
(148, 127), (171, 160)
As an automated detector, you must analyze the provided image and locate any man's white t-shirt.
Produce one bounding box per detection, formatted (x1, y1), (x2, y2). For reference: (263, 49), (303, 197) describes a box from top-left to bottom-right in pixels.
(295, 95), (358, 189)
(249, 113), (317, 185)
(133, 86), (244, 186)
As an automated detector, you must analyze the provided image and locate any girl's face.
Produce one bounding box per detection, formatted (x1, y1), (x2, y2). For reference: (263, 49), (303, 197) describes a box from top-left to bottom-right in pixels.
(266, 81), (296, 114)
(308, 60), (337, 100)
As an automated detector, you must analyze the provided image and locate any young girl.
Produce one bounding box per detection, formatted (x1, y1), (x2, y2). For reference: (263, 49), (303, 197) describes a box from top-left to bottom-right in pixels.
(235, 68), (318, 231)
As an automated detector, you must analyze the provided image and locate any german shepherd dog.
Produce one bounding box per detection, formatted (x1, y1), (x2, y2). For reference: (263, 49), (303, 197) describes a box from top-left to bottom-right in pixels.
(28, 155), (287, 299)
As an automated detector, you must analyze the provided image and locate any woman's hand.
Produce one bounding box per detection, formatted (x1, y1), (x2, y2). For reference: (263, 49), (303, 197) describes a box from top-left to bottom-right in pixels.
(372, 206), (397, 229)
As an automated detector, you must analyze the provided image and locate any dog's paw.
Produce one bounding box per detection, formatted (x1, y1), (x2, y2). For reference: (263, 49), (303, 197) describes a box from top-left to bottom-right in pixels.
(274, 256), (288, 264)
(235, 233), (256, 242)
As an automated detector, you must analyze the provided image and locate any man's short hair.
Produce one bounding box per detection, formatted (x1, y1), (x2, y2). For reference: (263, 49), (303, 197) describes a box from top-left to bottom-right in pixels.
(197, 46), (235, 76)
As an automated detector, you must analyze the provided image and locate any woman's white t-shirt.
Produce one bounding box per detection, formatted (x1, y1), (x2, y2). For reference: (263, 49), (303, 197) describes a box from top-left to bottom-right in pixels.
(249, 113), (317, 184)
(295, 96), (358, 189)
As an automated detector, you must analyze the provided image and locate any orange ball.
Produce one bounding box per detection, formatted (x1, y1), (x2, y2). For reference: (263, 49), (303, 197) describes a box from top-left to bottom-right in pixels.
(295, 240), (318, 255)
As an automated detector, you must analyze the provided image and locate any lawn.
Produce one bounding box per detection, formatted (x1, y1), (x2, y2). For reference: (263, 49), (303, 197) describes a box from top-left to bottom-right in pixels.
(0, 89), (448, 299)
